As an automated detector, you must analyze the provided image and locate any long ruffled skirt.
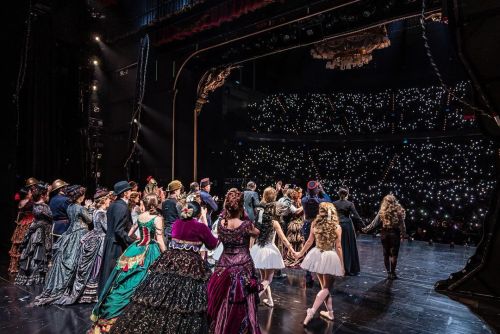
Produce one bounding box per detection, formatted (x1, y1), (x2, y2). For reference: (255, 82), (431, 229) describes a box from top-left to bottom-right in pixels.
(90, 242), (161, 333)
(284, 218), (304, 267)
(54, 230), (105, 305)
(207, 255), (261, 334)
(9, 214), (34, 274)
(15, 220), (52, 286)
(109, 249), (210, 334)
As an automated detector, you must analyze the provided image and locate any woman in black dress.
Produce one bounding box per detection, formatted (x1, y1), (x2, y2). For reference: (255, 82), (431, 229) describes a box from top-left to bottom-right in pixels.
(333, 188), (363, 276)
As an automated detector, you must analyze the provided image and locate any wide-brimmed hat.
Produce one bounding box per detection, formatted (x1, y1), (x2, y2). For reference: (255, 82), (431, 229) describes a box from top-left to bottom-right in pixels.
(113, 180), (132, 196)
(25, 177), (40, 187)
(51, 179), (69, 193)
(167, 180), (183, 192)
(94, 187), (110, 200)
(200, 178), (212, 188)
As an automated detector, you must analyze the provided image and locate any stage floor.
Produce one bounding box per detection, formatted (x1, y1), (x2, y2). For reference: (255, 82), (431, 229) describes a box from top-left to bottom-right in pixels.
(0, 235), (496, 334)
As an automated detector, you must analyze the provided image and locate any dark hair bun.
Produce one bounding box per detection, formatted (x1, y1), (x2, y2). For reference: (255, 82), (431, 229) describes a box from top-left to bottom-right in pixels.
(181, 201), (202, 220)
(224, 189), (243, 215)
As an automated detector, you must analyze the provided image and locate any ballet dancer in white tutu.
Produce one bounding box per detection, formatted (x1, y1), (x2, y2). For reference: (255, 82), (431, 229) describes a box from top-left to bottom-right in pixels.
(293, 202), (344, 325)
(250, 187), (294, 307)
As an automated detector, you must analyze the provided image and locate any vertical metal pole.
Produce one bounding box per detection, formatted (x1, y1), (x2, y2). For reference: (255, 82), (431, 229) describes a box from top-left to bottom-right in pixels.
(193, 109), (198, 181)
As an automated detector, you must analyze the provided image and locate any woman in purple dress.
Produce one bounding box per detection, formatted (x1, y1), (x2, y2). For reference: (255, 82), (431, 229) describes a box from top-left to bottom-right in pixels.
(207, 188), (262, 334)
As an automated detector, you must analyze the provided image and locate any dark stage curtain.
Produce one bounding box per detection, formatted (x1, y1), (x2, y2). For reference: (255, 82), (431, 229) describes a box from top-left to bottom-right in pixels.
(15, 11), (84, 184)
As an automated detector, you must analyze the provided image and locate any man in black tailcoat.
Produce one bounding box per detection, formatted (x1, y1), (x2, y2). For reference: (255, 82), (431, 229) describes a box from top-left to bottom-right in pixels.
(98, 181), (134, 294)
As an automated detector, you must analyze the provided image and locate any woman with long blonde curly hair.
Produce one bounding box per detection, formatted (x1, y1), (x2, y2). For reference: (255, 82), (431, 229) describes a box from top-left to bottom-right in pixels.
(293, 202), (344, 325)
(363, 194), (406, 280)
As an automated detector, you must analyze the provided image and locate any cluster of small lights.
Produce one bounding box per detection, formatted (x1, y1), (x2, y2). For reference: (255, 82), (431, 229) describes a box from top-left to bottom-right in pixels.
(231, 139), (496, 237)
(247, 81), (474, 135)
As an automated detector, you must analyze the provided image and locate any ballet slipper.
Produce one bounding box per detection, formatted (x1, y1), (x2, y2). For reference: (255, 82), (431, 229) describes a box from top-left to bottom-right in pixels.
(319, 310), (334, 321)
(303, 308), (315, 326)
(263, 285), (274, 307)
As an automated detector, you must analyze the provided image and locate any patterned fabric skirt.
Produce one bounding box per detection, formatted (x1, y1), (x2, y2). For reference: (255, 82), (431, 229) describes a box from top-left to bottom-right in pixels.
(53, 230), (105, 305)
(284, 218), (304, 267)
(207, 258), (261, 334)
(109, 248), (210, 334)
(9, 214), (34, 274)
(15, 221), (52, 286)
(90, 241), (161, 334)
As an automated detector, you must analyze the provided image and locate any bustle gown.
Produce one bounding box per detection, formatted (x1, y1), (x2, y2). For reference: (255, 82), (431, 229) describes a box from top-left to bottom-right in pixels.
(15, 202), (53, 285)
(207, 220), (261, 334)
(284, 211), (304, 267)
(33, 203), (92, 305)
(9, 200), (35, 274)
(109, 218), (217, 334)
(90, 216), (161, 334)
(54, 209), (108, 305)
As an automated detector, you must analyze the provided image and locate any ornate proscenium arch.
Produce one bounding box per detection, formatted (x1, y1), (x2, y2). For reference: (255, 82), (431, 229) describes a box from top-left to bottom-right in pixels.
(192, 65), (239, 181)
(170, 0), (362, 179)
(169, 0), (443, 180)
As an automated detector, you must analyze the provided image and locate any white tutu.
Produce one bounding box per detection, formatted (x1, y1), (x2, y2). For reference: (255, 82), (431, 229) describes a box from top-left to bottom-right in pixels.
(300, 247), (344, 276)
(250, 234), (285, 269)
(207, 219), (224, 264)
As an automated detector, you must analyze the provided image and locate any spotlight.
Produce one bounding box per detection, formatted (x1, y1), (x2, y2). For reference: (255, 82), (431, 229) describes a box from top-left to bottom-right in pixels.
(92, 59), (99, 66)
(94, 35), (100, 42)
(132, 140), (136, 143)
(92, 85), (98, 91)
(133, 119), (138, 124)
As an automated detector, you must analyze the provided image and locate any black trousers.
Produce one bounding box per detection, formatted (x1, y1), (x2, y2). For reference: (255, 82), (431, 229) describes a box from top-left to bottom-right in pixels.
(381, 228), (401, 258)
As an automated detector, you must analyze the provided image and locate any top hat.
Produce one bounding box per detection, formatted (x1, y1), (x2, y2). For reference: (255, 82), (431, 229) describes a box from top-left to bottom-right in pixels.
(25, 177), (40, 187)
(113, 181), (132, 196)
(51, 179), (69, 193)
(307, 180), (319, 190)
(167, 180), (183, 192)
(200, 178), (212, 188)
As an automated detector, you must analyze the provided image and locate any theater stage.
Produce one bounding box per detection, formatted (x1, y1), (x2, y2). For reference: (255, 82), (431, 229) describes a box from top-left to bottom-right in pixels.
(0, 236), (497, 334)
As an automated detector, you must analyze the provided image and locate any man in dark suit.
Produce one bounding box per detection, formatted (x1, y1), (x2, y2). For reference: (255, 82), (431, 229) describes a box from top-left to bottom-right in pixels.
(49, 179), (70, 246)
(161, 180), (183, 241)
(98, 181), (134, 294)
(243, 181), (259, 222)
(200, 178), (218, 228)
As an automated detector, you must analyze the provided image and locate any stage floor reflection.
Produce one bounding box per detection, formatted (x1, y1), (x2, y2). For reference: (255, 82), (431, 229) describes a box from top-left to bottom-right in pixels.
(0, 236), (494, 333)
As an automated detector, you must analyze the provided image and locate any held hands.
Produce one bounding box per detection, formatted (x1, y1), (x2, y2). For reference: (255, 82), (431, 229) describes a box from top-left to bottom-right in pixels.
(291, 250), (301, 259)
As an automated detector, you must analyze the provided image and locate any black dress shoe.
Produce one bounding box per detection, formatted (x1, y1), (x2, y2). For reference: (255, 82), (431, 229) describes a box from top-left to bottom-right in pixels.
(389, 272), (398, 280)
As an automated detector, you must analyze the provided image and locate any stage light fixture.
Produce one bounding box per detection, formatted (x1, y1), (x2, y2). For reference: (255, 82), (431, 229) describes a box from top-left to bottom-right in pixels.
(133, 119), (138, 124)
(94, 35), (100, 42)
(92, 59), (99, 66)
(92, 85), (98, 91)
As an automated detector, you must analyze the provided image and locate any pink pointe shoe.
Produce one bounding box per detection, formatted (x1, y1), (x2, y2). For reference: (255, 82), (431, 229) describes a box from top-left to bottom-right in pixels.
(319, 310), (334, 321)
(303, 308), (315, 326)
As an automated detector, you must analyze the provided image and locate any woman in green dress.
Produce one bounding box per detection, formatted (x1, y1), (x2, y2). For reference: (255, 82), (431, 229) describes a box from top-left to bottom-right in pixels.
(89, 194), (166, 334)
